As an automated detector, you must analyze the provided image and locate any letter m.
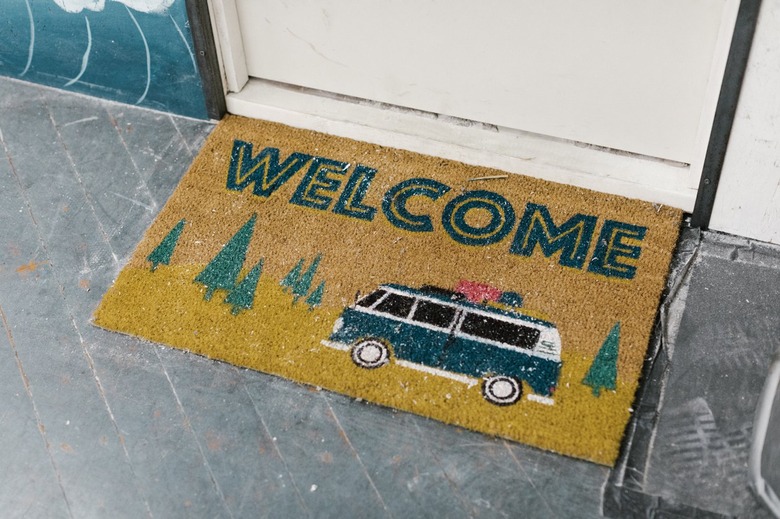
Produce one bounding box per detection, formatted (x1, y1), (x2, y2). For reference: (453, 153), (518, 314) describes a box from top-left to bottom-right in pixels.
(226, 140), (312, 198)
(510, 203), (597, 269)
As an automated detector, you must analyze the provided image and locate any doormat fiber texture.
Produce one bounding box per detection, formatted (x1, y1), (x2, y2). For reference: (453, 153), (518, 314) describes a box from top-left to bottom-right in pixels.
(95, 115), (681, 465)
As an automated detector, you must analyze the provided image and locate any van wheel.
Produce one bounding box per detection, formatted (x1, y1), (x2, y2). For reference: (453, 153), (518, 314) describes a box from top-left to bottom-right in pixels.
(351, 339), (390, 369)
(482, 376), (522, 405)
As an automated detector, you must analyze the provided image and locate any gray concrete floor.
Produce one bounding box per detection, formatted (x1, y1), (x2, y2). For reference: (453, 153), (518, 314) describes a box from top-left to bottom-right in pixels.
(1, 76), (778, 518)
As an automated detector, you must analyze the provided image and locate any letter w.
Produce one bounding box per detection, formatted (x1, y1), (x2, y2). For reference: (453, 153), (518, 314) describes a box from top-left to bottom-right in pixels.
(510, 203), (597, 269)
(226, 140), (312, 198)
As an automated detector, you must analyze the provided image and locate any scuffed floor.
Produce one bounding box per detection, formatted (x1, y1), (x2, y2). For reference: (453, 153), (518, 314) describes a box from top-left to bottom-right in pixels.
(1, 76), (778, 518)
(607, 228), (780, 518)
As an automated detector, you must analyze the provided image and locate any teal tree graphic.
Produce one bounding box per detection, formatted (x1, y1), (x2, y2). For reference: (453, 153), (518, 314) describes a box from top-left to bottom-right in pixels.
(305, 280), (325, 310)
(194, 214), (257, 301)
(582, 322), (620, 396)
(147, 219), (186, 272)
(280, 259), (304, 294)
(293, 255), (321, 303)
(224, 259), (264, 315)
(280, 255), (325, 308)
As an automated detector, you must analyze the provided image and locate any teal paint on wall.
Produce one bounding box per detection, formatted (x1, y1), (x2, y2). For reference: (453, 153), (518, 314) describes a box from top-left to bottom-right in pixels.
(0, 0), (208, 119)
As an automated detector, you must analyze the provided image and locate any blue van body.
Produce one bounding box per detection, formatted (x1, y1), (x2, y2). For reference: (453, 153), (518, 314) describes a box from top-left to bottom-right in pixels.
(326, 284), (562, 398)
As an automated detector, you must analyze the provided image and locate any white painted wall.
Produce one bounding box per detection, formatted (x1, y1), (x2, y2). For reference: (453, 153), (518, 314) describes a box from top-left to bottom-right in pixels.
(711, 0), (780, 244)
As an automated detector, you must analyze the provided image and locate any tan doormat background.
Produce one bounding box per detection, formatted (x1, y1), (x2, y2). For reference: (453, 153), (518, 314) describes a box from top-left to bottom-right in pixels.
(94, 115), (681, 465)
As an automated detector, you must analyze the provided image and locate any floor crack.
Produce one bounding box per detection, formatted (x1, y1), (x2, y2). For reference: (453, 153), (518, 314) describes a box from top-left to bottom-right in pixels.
(238, 370), (311, 517)
(155, 348), (236, 519)
(322, 394), (396, 519)
(0, 303), (74, 519)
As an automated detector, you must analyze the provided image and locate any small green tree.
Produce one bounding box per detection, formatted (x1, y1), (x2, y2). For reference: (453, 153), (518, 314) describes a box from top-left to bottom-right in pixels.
(280, 259), (304, 293)
(194, 214), (257, 301)
(224, 259), (264, 315)
(582, 322), (620, 396)
(293, 254), (322, 303)
(147, 219), (186, 271)
(305, 280), (325, 310)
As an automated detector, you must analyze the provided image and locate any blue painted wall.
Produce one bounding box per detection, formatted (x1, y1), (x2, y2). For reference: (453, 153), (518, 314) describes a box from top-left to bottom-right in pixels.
(0, 0), (209, 119)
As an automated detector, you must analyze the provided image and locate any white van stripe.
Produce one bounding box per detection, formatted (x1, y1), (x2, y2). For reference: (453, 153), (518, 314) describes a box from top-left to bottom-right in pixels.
(527, 394), (555, 405)
(395, 360), (479, 388)
(321, 339), (350, 351)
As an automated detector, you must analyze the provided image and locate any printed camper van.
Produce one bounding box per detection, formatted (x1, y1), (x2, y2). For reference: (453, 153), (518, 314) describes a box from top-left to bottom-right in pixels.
(323, 284), (562, 405)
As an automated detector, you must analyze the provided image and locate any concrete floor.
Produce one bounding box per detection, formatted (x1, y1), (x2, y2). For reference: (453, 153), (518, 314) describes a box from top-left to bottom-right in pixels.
(1, 76), (778, 518)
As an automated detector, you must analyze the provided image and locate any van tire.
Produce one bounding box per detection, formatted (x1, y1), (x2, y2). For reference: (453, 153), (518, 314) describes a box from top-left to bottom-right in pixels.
(351, 339), (390, 369)
(482, 376), (522, 405)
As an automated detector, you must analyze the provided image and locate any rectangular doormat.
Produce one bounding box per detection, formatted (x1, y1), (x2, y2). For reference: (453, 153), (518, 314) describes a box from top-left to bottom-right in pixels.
(94, 115), (681, 465)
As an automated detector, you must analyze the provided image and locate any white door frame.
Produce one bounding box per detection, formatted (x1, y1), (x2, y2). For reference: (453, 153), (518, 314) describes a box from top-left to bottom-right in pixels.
(708, 0), (780, 244)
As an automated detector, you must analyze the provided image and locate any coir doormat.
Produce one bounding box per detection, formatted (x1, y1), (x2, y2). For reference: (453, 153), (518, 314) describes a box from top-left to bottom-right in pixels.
(95, 115), (681, 465)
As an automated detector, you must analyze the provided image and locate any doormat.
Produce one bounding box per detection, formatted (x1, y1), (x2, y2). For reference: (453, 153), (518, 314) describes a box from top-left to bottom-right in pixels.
(94, 115), (681, 465)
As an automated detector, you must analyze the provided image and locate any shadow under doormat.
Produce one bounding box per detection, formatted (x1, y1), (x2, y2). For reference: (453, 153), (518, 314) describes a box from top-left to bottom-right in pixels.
(94, 115), (682, 465)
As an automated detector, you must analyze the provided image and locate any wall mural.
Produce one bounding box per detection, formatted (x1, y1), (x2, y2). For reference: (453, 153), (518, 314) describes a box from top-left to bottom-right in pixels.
(0, 0), (208, 119)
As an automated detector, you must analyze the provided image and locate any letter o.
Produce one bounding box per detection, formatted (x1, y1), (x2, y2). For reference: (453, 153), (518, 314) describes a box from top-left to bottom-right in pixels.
(442, 190), (516, 246)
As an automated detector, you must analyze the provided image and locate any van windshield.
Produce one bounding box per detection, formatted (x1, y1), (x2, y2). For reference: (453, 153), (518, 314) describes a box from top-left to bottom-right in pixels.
(357, 290), (386, 308)
(460, 312), (540, 349)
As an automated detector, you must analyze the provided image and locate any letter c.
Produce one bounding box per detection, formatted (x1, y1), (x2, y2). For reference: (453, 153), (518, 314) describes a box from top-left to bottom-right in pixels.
(382, 178), (451, 232)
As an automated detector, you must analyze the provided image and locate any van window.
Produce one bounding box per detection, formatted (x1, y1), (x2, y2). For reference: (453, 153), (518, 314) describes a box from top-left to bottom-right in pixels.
(373, 292), (414, 318)
(411, 300), (457, 329)
(357, 290), (386, 308)
(460, 312), (540, 349)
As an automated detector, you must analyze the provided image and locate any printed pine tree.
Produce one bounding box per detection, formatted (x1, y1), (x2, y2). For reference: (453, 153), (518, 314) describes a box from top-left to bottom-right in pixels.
(582, 322), (621, 396)
(147, 219), (186, 272)
(224, 259), (263, 315)
(293, 255), (322, 303)
(194, 214), (257, 301)
(280, 259), (304, 293)
(279, 255), (323, 304)
(305, 280), (325, 310)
